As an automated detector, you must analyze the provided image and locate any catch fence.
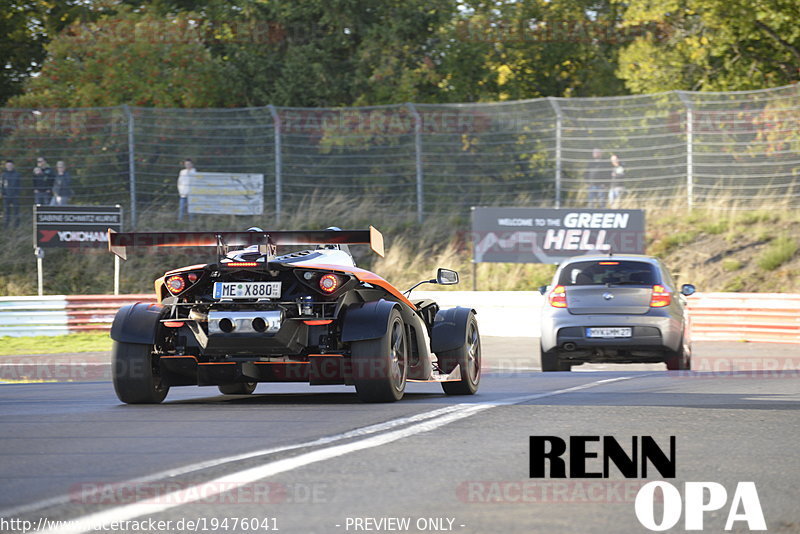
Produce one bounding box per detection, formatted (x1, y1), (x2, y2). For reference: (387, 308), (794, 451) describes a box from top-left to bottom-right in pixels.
(1, 84), (798, 227)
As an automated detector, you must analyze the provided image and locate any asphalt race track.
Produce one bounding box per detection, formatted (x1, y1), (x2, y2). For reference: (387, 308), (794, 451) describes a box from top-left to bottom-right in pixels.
(0, 338), (798, 534)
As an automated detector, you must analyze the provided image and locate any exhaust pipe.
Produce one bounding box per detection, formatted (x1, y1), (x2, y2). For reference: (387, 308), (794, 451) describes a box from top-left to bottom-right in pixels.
(252, 317), (267, 333)
(208, 310), (282, 335)
(562, 342), (576, 352)
(218, 318), (235, 333)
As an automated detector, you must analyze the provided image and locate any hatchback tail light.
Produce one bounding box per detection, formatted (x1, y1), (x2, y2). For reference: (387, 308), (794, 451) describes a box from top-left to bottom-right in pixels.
(549, 285), (567, 308)
(650, 285), (671, 307)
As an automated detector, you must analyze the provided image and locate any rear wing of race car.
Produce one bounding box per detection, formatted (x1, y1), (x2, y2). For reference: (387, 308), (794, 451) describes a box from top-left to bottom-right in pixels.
(108, 226), (385, 260)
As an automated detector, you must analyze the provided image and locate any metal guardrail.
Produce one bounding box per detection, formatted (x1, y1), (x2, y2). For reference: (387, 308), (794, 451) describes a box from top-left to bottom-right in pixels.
(0, 292), (797, 343)
(687, 293), (800, 344)
(0, 295), (155, 337)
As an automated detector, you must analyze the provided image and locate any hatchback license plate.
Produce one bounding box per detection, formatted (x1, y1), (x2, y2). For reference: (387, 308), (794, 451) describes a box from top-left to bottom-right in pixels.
(586, 327), (632, 338)
(213, 282), (281, 299)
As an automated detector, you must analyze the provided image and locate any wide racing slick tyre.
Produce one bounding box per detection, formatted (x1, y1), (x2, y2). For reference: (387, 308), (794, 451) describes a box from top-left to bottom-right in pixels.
(351, 308), (407, 403)
(540, 345), (571, 372)
(112, 341), (169, 404)
(440, 312), (481, 395)
(218, 382), (257, 395)
(665, 336), (691, 371)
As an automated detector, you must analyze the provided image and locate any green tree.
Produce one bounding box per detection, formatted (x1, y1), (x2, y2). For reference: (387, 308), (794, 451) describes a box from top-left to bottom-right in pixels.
(0, 1), (95, 105)
(424, 0), (630, 103)
(9, 9), (228, 108)
(617, 0), (800, 93)
(197, 0), (458, 107)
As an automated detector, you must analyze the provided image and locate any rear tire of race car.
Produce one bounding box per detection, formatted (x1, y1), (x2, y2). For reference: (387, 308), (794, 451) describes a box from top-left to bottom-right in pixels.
(112, 341), (169, 404)
(665, 336), (691, 371)
(540, 346), (571, 372)
(218, 382), (257, 395)
(351, 309), (407, 403)
(440, 313), (481, 395)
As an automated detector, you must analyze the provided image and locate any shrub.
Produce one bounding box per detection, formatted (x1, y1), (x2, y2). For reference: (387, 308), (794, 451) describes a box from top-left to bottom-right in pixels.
(722, 258), (742, 271)
(757, 237), (798, 271)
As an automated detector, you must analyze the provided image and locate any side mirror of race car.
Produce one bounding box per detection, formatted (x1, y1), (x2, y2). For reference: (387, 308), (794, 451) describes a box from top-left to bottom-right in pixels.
(436, 268), (459, 285)
(405, 268), (460, 295)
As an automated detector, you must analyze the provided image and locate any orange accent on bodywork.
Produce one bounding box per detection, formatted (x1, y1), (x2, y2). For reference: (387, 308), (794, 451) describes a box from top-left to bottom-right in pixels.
(154, 276), (165, 303)
(198, 362), (236, 365)
(303, 319), (333, 326)
(289, 262), (416, 310)
(308, 354), (344, 357)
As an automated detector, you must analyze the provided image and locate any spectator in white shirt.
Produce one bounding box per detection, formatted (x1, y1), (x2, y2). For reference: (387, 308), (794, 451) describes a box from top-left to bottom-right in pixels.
(177, 158), (195, 222)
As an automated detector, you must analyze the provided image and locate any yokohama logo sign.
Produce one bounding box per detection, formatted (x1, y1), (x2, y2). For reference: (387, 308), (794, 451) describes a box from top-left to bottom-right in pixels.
(34, 205), (122, 249)
(39, 230), (109, 243)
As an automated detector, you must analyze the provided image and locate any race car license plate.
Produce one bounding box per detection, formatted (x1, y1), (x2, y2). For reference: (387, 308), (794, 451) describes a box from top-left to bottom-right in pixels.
(213, 282), (281, 299)
(586, 327), (632, 338)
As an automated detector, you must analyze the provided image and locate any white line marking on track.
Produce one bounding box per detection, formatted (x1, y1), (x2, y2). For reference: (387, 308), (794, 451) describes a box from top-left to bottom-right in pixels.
(0, 403), (473, 518)
(27, 376), (637, 534)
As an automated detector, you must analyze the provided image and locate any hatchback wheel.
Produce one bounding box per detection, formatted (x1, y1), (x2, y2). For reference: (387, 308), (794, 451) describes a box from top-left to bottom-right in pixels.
(665, 336), (691, 371)
(540, 346), (571, 372)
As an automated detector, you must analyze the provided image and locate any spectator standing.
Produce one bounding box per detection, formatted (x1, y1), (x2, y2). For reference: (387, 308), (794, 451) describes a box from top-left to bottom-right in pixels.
(32, 167), (49, 205)
(585, 148), (609, 208)
(177, 158), (195, 222)
(608, 154), (625, 208)
(50, 160), (73, 206)
(35, 157), (54, 205)
(1, 160), (21, 228)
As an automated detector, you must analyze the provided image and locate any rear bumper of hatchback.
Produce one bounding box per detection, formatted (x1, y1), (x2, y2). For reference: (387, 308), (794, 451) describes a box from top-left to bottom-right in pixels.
(540, 309), (683, 357)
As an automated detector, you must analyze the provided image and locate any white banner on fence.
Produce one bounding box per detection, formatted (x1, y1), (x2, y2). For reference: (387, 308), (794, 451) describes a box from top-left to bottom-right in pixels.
(188, 172), (264, 215)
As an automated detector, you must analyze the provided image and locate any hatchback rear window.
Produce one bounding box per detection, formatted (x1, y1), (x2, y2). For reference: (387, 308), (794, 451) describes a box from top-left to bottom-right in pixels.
(558, 260), (659, 286)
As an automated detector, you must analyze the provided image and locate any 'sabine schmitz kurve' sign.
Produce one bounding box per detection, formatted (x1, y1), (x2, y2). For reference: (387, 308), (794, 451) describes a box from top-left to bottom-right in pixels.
(35, 205), (123, 249)
(471, 207), (645, 264)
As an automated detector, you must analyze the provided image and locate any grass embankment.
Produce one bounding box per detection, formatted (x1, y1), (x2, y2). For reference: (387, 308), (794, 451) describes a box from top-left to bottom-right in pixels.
(649, 209), (800, 292)
(0, 332), (111, 355)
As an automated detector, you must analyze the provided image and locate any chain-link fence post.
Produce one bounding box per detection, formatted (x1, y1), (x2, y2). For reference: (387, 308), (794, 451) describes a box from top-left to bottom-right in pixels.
(677, 91), (694, 211)
(547, 97), (563, 208)
(123, 105), (137, 228)
(406, 103), (424, 223)
(267, 105), (282, 223)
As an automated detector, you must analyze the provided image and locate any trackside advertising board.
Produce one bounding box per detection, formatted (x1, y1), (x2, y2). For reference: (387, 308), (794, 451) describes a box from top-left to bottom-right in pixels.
(188, 172), (264, 215)
(471, 207), (645, 264)
(34, 205), (122, 249)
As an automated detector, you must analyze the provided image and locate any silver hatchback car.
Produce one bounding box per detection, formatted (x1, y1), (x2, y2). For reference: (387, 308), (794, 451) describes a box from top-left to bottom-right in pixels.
(539, 254), (695, 371)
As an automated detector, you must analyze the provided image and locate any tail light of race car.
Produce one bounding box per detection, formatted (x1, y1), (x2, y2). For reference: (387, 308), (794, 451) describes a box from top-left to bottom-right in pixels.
(319, 273), (340, 294)
(165, 271), (202, 296)
(549, 285), (568, 308)
(649, 285), (672, 307)
(165, 275), (185, 294)
(224, 262), (259, 268)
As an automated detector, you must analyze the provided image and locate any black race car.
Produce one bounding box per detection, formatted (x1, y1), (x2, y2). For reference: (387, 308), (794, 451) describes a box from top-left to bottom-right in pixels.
(108, 227), (480, 403)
